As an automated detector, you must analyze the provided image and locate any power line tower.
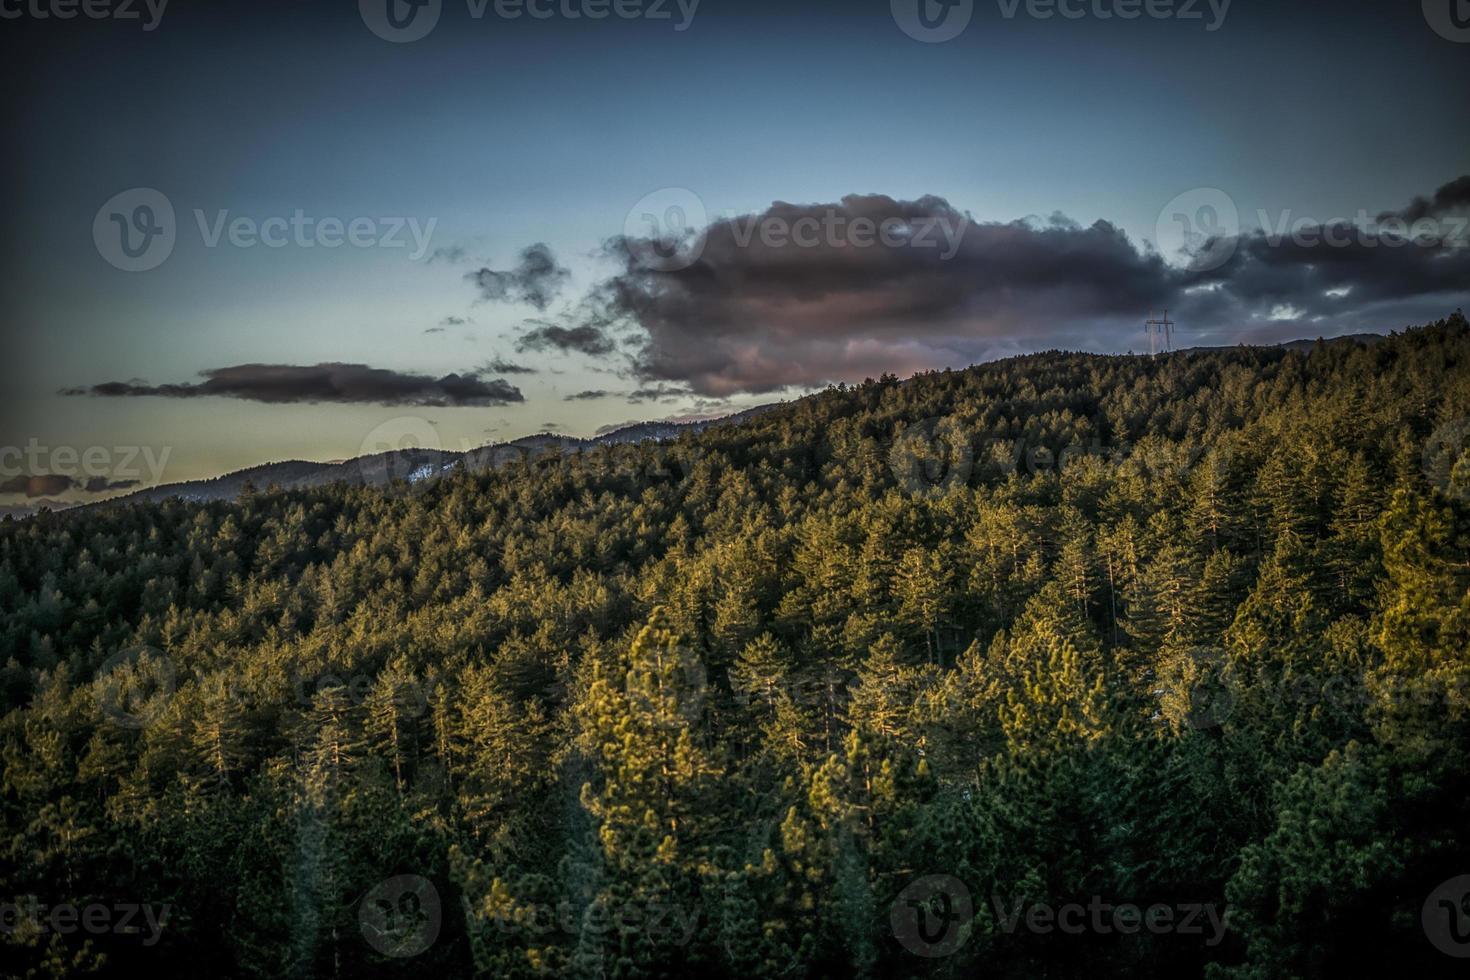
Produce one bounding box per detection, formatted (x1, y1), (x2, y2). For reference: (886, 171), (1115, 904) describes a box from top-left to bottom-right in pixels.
(1145, 309), (1175, 356)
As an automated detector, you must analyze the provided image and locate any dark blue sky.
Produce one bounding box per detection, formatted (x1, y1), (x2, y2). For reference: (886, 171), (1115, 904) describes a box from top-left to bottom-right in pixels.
(2, 0), (1467, 493)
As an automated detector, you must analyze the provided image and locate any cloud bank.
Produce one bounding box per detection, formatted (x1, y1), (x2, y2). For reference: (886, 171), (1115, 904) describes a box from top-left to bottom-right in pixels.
(0, 475), (140, 498)
(578, 180), (1469, 396)
(64, 363), (525, 407)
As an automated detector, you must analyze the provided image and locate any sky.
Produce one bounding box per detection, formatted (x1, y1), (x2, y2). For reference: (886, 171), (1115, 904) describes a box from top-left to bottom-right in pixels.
(1, 0), (1467, 501)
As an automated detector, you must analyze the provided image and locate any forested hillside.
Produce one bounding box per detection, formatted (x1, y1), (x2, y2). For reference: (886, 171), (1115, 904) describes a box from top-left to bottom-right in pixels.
(4, 313), (1470, 978)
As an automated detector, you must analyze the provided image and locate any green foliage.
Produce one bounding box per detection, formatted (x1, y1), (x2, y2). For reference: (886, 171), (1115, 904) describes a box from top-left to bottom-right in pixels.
(3, 314), (1470, 977)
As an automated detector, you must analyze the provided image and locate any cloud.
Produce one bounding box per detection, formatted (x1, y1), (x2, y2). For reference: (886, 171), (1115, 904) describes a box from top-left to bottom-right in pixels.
(423, 327), (446, 334)
(627, 383), (691, 404)
(484, 357), (538, 375)
(0, 474), (75, 497)
(1379, 175), (1470, 224)
(591, 194), (1173, 395)
(0, 475), (140, 498)
(440, 315), (472, 327)
(63, 363), (525, 407)
(581, 184), (1470, 395)
(516, 320), (616, 357)
(429, 243), (472, 265)
(565, 389), (618, 401)
(466, 243), (570, 310)
(1180, 205), (1470, 339)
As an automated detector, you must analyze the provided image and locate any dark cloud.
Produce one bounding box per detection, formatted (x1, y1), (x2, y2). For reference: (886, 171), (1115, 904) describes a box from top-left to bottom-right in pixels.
(592, 194), (1172, 395)
(440, 315), (472, 327)
(583, 185), (1470, 396)
(0, 474), (75, 497)
(429, 243), (472, 265)
(565, 389), (617, 401)
(1379, 175), (1470, 224)
(1174, 178), (1470, 342)
(516, 320), (616, 357)
(466, 243), (570, 311)
(0, 474), (138, 498)
(63, 363), (525, 408)
(484, 357), (538, 375)
(628, 383), (691, 404)
(423, 327), (446, 334)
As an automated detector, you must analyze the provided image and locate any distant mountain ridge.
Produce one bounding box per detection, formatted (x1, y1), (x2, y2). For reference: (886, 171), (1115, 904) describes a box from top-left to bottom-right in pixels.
(1179, 333), (1386, 355)
(6, 406), (777, 520)
(0, 332), (1391, 521)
